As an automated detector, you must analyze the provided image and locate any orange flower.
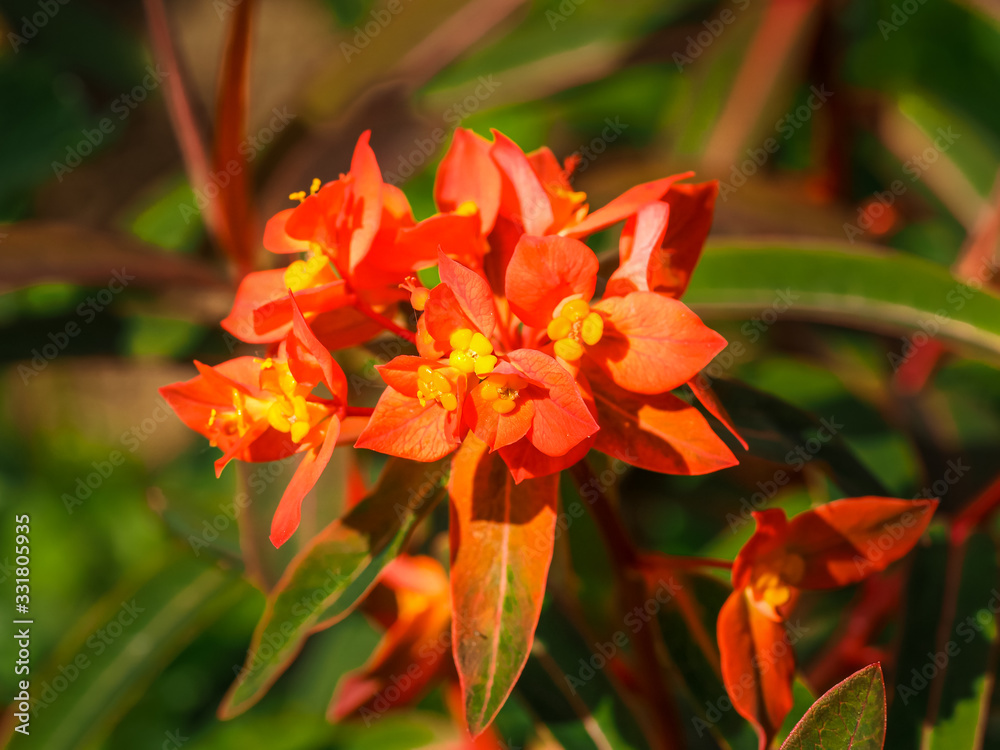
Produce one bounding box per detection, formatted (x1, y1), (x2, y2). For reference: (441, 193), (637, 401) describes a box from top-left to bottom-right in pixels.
(160, 298), (348, 547)
(718, 498), (937, 749)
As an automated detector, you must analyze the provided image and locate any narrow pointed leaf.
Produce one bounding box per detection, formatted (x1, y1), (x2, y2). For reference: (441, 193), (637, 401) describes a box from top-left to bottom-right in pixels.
(780, 664), (886, 750)
(5, 559), (245, 750)
(220, 457), (447, 718)
(697, 378), (888, 496)
(685, 243), (1000, 358)
(449, 434), (559, 736)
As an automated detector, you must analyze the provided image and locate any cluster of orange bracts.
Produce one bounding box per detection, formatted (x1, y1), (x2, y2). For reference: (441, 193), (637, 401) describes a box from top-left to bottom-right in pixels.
(160, 128), (737, 548)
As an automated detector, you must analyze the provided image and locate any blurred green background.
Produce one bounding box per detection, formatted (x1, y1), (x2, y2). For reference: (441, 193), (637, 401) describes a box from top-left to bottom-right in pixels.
(1, 0), (1000, 748)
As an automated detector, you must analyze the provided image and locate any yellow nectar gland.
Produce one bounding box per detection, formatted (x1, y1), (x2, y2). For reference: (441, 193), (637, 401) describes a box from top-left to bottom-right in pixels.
(259, 358), (317, 444)
(751, 552), (805, 609)
(417, 365), (458, 411)
(547, 299), (603, 361)
(284, 251), (330, 292)
(448, 328), (497, 377)
(480, 373), (528, 415)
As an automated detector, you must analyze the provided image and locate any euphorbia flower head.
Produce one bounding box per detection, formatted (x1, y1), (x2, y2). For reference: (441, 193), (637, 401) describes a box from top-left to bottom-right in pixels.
(718, 497), (938, 749)
(160, 299), (348, 547)
(223, 131), (484, 349)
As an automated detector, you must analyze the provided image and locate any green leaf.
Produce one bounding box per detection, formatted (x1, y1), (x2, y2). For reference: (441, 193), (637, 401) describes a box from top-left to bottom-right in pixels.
(697, 378), (889, 497)
(220, 457), (447, 718)
(885, 530), (999, 748)
(780, 664), (886, 750)
(8, 558), (245, 750)
(516, 603), (650, 750)
(686, 242), (1000, 359)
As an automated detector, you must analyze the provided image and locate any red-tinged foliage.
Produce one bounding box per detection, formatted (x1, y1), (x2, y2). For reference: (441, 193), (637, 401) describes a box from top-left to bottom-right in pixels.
(448, 434), (559, 737)
(586, 370), (738, 474)
(331, 555), (451, 722)
(719, 588), (796, 750)
(355, 357), (470, 462)
(608, 180), (719, 299)
(161, 299), (348, 547)
(718, 497), (937, 746)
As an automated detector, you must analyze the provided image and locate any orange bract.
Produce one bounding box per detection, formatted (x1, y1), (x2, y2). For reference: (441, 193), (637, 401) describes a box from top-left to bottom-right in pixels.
(718, 498), (938, 749)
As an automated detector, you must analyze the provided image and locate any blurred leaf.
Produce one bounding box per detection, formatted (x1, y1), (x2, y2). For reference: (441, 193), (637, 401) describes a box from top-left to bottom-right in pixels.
(698, 378), (888, 497)
(517, 603), (650, 750)
(211, 0), (257, 276)
(687, 242), (1000, 361)
(886, 531), (999, 748)
(656, 571), (758, 750)
(127, 178), (204, 253)
(0, 221), (223, 291)
(220, 457), (447, 718)
(4, 558), (246, 750)
(780, 663), (886, 750)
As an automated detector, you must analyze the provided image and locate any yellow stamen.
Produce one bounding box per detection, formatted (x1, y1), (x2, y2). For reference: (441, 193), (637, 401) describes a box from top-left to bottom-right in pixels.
(417, 365), (458, 411)
(548, 299), (604, 359)
(481, 373), (526, 414)
(455, 200), (479, 217)
(447, 327), (496, 377)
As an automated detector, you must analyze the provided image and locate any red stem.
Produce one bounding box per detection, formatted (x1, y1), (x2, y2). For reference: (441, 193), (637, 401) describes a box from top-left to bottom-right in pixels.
(569, 459), (685, 750)
(354, 300), (416, 344)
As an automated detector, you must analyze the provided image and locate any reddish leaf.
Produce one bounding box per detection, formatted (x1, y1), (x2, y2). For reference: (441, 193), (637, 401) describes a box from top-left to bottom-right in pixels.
(784, 498), (938, 589)
(688, 376), (750, 450)
(562, 173), (691, 239)
(505, 235), (598, 327)
(606, 201), (670, 298)
(490, 130), (554, 236)
(212, 0), (257, 276)
(590, 292), (728, 394)
(449, 434), (559, 736)
(435, 128), (502, 235)
(719, 588), (796, 750)
(587, 368), (738, 475)
(330, 555), (451, 722)
(270, 420), (340, 548)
